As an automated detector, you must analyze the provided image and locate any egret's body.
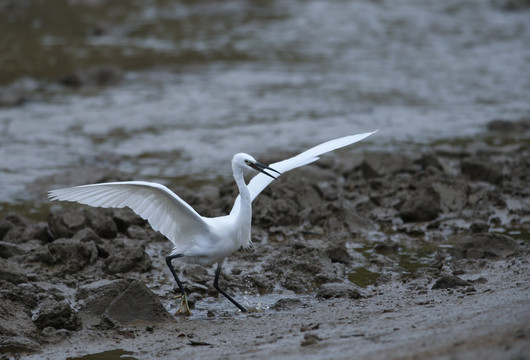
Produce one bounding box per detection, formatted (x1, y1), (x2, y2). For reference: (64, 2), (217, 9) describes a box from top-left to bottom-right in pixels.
(49, 131), (376, 314)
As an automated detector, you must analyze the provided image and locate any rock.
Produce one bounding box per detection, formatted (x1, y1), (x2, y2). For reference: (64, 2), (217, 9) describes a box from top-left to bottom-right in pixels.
(0, 282), (39, 309)
(103, 280), (175, 325)
(103, 245), (152, 274)
(58, 65), (123, 88)
(461, 159), (503, 185)
(325, 243), (352, 264)
(431, 275), (472, 289)
(47, 238), (98, 272)
(316, 283), (363, 300)
(399, 188), (440, 222)
(0, 218), (14, 240)
(430, 179), (468, 212)
(33, 301), (81, 331)
(48, 210), (87, 238)
(272, 298), (302, 311)
(77, 279), (132, 326)
(72, 228), (102, 244)
(0, 336), (40, 353)
(183, 265), (210, 285)
(112, 208), (145, 233)
(414, 153), (444, 171)
(453, 233), (519, 259)
(301, 333), (322, 346)
(0, 241), (25, 258)
(0, 298), (37, 338)
(470, 221), (489, 233)
(358, 153), (415, 178)
(84, 209), (118, 239)
(487, 118), (530, 133)
(0, 258), (28, 284)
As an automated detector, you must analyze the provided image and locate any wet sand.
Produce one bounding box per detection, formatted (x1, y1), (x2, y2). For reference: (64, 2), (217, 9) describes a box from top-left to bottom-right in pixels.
(1, 126), (529, 359)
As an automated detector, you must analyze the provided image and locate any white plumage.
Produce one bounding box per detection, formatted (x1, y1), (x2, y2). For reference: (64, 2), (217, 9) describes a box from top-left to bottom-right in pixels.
(48, 130), (376, 314)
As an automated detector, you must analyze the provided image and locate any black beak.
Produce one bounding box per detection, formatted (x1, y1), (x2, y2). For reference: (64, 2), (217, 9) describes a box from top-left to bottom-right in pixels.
(250, 161), (281, 181)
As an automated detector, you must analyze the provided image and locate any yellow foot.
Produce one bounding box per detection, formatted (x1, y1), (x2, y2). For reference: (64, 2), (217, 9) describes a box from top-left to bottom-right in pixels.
(173, 293), (192, 316)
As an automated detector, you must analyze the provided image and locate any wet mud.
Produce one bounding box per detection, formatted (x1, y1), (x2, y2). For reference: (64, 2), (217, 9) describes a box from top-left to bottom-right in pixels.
(1, 129), (529, 359)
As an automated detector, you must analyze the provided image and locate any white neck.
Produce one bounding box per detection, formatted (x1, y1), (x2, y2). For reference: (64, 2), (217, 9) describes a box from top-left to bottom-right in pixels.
(232, 163), (253, 249)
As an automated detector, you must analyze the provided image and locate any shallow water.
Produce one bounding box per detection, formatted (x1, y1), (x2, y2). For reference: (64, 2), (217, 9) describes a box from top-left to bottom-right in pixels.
(1, 0), (529, 205)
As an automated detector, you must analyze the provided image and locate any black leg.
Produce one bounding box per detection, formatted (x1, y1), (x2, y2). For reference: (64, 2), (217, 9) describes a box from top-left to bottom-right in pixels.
(166, 254), (186, 296)
(213, 261), (248, 313)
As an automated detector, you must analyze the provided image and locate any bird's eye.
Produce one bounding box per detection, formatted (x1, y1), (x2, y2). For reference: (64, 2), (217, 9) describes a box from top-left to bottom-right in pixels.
(244, 160), (250, 164)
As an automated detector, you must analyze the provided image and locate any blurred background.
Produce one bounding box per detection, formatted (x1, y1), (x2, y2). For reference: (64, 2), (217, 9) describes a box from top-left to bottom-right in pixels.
(0, 0), (529, 211)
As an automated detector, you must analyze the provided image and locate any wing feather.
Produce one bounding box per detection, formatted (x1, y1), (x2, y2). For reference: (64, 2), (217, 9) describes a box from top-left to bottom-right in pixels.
(48, 181), (211, 249)
(230, 131), (377, 214)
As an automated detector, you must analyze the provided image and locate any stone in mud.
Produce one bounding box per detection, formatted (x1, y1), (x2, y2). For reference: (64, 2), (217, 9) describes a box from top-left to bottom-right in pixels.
(461, 159), (503, 185)
(430, 179), (468, 212)
(103, 245), (152, 274)
(112, 208), (145, 233)
(48, 210), (87, 239)
(399, 188), (440, 222)
(0, 281), (40, 310)
(0, 218), (13, 240)
(77, 279), (132, 326)
(325, 243), (352, 264)
(316, 283), (363, 300)
(431, 275), (472, 290)
(453, 233), (519, 259)
(0, 241), (25, 258)
(47, 238), (98, 273)
(58, 65), (123, 88)
(103, 280), (175, 325)
(0, 298), (37, 339)
(2, 223), (50, 244)
(84, 209), (118, 239)
(0, 258), (28, 284)
(273, 298), (302, 311)
(0, 336), (40, 353)
(487, 118), (530, 133)
(183, 265), (210, 285)
(33, 301), (81, 331)
(72, 227), (102, 244)
(358, 153), (415, 178)
(414, 153), (444, 171)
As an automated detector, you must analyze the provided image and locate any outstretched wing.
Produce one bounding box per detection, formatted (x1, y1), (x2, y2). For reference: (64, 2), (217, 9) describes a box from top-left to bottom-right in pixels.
(48, 181), (211, 248)
(230, 131), (377, 214)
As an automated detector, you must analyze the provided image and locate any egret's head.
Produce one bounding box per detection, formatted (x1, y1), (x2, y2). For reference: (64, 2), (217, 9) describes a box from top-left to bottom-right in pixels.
(232, 153), (281, 181)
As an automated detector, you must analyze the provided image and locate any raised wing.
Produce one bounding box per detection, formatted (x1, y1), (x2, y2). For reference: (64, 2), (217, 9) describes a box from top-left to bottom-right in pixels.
(230, 131), (377, 215)
(48, 181), (211, 248)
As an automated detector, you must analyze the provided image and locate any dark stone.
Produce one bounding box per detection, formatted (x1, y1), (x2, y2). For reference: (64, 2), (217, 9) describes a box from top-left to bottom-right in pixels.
(453, 233), (519, 259)
(487, 118), (530, 133)
(470, 221), (489, 233)
(0, 241), (25, 258)
(0, 298), (37, 339)
(103, 245), (152, 274)
(3, 223), (51, 244)
(0, 281), (39, 309)
(33, 301), (81, 331)
(72, 227), (102, 244)
(77, 279), (132, 326)
(359, 153), (415, 178)
(112, 208), (145, 233)
(414, 153), (443, 171)
(103, 280), (175, 325)
(325, 243), (352, 264)
(0, 336), (40, 353)
(58, 65), (123, 88)
(432, 275), (472, 289)
(272, 298), (302, 311)
(47, 238), (98, 272)
(0, 218), (14, 240)
(84, 209), (118, 239)
(0, 258), (28, 284)
(316, 283), (363, 300)
(183, 265), (210, 285)
(399, 188), (440, 222)
(48, 210), (87, 239)
(461, 160), (503, 184)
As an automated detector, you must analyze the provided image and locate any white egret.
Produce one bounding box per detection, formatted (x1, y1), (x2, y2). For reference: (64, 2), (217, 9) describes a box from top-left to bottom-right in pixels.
(48, 131), (376, 315)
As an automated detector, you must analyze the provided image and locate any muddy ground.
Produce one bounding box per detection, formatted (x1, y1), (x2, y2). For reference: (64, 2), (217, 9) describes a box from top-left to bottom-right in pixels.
(1, 122), (529, 359)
